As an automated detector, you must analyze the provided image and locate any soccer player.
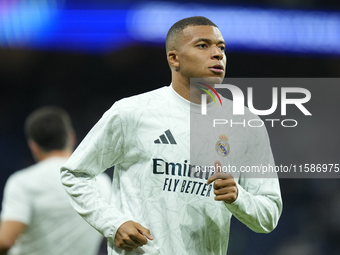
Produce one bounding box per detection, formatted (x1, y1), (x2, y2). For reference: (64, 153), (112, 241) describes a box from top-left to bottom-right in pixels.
(0, 106), (111, 255)
(60, 16), (282, 254)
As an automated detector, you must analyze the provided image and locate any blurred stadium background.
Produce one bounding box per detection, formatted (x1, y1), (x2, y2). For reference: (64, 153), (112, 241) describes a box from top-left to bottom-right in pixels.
(1, 0), (340, 254)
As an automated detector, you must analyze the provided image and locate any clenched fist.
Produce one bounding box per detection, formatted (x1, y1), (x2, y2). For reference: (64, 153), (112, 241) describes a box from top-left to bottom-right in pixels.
(206, 160), (238, 204)
(115, 221), (154, 252)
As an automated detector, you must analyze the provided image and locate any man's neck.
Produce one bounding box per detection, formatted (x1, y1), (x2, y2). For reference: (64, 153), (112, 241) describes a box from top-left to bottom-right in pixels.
(36, 150), (72, 162)
(172, 76), (212, 104)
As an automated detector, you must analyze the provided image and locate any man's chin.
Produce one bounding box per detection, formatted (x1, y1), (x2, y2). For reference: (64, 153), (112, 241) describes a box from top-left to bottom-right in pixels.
(199, 76), (224, 85)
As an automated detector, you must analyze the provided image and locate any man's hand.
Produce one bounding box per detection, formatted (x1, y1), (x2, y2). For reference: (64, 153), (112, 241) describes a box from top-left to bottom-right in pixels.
(206, 160), (238, 204)
(0, 221), (26, 255)
(115, 221), (154, 252)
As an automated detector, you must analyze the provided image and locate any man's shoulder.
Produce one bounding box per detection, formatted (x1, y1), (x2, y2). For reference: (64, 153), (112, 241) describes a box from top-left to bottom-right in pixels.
(116, 86), (169, 108)
(8, 158), (66, 185)
(6, 163), (39, 188)
(102, 86), (170, 120)
(11, 163), (38, 178)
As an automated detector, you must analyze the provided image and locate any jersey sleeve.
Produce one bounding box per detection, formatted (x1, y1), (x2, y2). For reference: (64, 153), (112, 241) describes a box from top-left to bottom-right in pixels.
(1, 174), (32, 225)
(60, 103), (133, 241)
(225, 116), (283, 233)
(96, 173), (112, 203)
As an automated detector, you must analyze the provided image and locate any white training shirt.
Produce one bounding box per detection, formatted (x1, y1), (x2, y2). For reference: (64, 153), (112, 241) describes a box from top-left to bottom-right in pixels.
(61, 85), (282, 255)
(1, 157), (111, 255)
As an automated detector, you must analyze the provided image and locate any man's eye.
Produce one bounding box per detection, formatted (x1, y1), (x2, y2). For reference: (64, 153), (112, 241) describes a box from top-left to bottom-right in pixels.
(219, 46), (225, 51)
(197, 44), (207, 48)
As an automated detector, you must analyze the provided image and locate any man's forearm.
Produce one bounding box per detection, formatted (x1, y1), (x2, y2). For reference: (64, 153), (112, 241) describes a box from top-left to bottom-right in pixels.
(60, 167), (132, 240)
(0, 241), (10, 255)
(225, 182), (282, 233)
(0, 221), (27, 255)
(0, 249), (9, 255)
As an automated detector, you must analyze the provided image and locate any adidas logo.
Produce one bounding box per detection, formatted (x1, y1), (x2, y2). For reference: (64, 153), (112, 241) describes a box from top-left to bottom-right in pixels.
(154, 130), (177, 145)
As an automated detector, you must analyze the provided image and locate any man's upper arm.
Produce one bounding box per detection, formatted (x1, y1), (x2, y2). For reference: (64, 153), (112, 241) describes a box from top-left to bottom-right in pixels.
(241, 116), (283, 212)
(225, 115), (282, 233)
(1, 174), (32, 224)
(61, 104), (125, 177)
(60, 104), (133, 240)
(96, 173), (112, 203)
(0, 173), (32, 253)
(0, 221), (26, 253)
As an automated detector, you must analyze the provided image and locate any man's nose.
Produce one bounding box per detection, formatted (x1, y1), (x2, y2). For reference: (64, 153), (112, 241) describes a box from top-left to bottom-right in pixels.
(211, 46), (224, 60)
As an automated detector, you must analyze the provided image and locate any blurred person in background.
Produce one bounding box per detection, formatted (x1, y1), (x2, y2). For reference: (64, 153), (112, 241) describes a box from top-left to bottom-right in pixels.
(0, 106), (111, 255)
(61, 16), (282, 255)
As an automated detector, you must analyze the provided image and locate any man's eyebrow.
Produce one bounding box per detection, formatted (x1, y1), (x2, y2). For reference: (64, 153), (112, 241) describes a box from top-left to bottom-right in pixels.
(194, 38), (225, 45)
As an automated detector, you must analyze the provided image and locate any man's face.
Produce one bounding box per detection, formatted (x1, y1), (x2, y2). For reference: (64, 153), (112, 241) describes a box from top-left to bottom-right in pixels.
(176, 25), (226, 83)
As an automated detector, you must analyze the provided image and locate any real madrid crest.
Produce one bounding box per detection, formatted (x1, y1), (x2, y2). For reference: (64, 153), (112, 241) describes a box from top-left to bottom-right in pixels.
(215, 134), (230, 157)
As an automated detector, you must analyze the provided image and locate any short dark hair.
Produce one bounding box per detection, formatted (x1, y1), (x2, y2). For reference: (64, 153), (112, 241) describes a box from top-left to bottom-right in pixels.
(25, 106), (73, 152)
(166, 16), (218, 53)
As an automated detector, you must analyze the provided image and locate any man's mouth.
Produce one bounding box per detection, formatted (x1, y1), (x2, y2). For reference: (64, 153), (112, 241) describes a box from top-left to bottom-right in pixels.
(209, 65), (224, 73)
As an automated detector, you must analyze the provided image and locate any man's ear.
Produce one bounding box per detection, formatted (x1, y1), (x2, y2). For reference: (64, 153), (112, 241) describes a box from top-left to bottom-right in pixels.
(28, 140), (41, 161)
(68, 130), (76, 150)
(167, 50), (180, 71)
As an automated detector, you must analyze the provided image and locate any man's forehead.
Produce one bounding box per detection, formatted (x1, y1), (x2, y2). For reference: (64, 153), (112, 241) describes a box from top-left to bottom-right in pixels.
(181, 25), (224, 43)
